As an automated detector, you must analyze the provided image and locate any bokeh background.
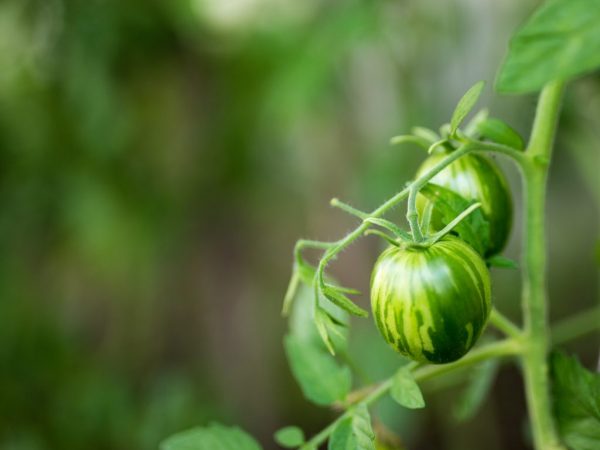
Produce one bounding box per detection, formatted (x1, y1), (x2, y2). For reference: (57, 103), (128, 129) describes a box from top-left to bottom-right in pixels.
(1, 0), (598, 449)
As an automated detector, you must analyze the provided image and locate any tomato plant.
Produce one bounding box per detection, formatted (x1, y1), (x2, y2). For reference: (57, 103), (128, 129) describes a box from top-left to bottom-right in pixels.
(416, 150), (512, 256)
(161, 1), (600, 449)
(371, 237), (491, 364)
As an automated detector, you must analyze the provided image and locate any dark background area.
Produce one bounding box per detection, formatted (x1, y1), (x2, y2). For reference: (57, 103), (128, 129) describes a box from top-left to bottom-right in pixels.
(0, 0), (598, 449)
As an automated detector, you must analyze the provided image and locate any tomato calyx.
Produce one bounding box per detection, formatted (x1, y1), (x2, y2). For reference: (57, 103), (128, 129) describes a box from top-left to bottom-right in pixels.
(366, 201), (483, 252)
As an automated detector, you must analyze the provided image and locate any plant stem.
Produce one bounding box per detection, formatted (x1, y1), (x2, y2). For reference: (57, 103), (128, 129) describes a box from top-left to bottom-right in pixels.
(300, 339), (521, 450)
(521, 80), (566, 450)
(551, 305), (600, 346)
(489, 308), (523, 340)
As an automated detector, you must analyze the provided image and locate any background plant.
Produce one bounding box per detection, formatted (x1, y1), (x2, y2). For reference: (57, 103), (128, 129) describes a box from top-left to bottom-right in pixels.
(1, 0), (598, 449)
(162, 0), (600, 449)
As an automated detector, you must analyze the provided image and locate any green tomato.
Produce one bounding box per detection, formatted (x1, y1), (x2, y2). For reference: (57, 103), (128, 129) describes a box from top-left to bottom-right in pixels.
(416, 150), (512, 256)
(370, 237), (491, 364)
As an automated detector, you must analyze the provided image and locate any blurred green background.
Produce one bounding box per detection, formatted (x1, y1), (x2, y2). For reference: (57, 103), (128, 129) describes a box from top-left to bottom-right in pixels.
(0, 0), (598, 449)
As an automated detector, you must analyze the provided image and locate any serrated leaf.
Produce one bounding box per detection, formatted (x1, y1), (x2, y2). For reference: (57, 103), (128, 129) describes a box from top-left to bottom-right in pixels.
(274, 426), (305, 448)
(322, 285), (368, 318)
(328, 405), (375, 450)
(450, 81), (485, 135)
(476, 118), (524, 150)
(551, 352), (600, 450)
(160, 423), (262, 450)
(487, 255), (519, 269)
(454, 360), (499, 422)
(497, 0), (600, 93)
(419, 183), (491, 255)
(284, 334), (352, 406)
(390, 366), (425, 409)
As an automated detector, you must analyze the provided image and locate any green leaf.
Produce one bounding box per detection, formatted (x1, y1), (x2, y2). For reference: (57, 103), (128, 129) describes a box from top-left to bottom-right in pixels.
(284, 334), (352, 406)
(390, 366), (425, 409)
(450, 81), (485, 135)
(551, 352), (600, 450)
(454, 360), (499, 422)
(487, 255), (519, 269)
(274, 426), (305, 448)
(419, 183), (491, 255)
(160, 423), (263, 450)
(328, 405), (375, 450)
(322, 285), (369, 318)
(476, 118), (524, 150)
(497, 0), (600, 93)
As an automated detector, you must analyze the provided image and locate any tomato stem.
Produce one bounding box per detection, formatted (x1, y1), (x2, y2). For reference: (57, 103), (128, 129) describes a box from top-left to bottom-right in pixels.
(299, 338), (522, 450)
(489, 308), (523, 340)
(521, 80), (566, 450)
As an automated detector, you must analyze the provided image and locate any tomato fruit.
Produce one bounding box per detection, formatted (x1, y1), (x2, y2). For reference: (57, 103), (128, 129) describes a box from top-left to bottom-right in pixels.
(416, 150), (512, 256)
(370, 237), (491, 364)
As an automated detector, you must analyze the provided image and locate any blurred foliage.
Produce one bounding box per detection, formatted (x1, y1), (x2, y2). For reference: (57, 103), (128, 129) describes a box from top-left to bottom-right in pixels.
(0, 0), (597, 449)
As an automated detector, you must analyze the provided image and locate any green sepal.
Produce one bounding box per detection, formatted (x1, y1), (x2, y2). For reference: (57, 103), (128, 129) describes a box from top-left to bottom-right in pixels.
(390, 135), (430, 149)
(487, 255), (519, 269)
(322, 284), (368, 318)
(450, 81), (485, 136)
(364, 218), (411, 241)
(476, 118), (524, 150)
(412, 126), (440, 144)
(419, 183), (491, 255)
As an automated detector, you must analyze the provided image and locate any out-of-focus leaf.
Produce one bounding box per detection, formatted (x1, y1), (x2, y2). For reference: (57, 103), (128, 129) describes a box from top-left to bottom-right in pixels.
(453, 359), (499, 422)
(390, 366), (425, 410)
(551, 352), (600, 450)
(284, 334), (351, 406)
(497, 0), (600, 93)
(328, 405), (375, 450)
(274, 426), (305, 448)
(160, 423), (262, 450)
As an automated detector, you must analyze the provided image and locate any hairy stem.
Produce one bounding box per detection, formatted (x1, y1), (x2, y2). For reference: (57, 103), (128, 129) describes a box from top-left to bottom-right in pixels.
(521, 80), (566, 450)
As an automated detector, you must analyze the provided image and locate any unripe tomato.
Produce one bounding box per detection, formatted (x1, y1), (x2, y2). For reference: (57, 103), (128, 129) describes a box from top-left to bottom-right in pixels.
(416, 150), (512, 256)
(370, 237), (491, 364)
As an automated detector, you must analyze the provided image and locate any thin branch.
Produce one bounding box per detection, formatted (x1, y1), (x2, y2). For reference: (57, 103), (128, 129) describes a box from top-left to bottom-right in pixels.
(300, 339), (521, 450)
(489, 308), (523, 340)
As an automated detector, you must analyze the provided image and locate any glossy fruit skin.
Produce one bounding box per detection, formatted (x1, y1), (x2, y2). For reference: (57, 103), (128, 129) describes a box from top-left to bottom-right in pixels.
(416, 150), (512, 257)
(370, 237), (491, 364)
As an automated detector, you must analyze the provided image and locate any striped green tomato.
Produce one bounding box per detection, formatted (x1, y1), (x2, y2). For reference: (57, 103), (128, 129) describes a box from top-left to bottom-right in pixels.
(370, 237), (491, 364)
(416, 150), (512, 256)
